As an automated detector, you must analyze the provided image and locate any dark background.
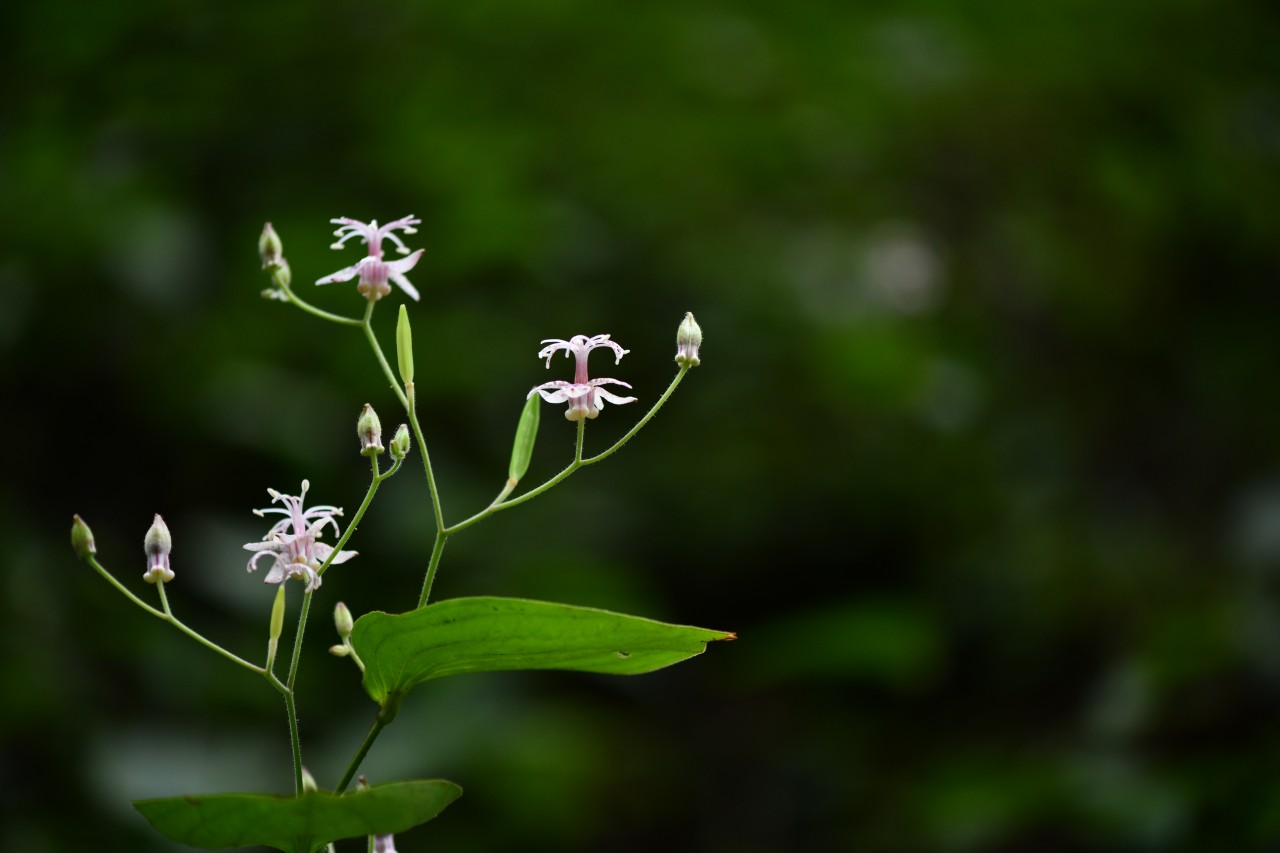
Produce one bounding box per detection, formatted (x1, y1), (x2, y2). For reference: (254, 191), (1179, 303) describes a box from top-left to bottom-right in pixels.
(4, 0), (1280, 850)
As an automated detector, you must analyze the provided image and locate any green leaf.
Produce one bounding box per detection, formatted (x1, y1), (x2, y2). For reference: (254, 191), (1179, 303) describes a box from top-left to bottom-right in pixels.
(133, 779), (460, 853)
(508, 393), (541, 482)
(352, 596), (735, 705)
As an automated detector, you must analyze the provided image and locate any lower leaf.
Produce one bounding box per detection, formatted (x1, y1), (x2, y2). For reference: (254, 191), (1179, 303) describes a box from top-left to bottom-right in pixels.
(133, 779), (461, 853)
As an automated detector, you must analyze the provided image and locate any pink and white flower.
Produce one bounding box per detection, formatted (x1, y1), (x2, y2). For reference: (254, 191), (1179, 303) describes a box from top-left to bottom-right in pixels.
(528, 334), (637, 421)
(316, 216), (424, 301)
(243, 480), (356, 592)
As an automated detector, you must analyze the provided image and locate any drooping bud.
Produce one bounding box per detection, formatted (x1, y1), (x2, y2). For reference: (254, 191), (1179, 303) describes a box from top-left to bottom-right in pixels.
(143, 514), (174, 584)
(334, 601), (354, 641)
(357, 404), (384, 457)
(389, 423), (411, 462)
(396, 304), (415, 386)
(329, 644), (350, 657)
(71, 514), (96, 560)
(675, 312), (702, 368)
(259, 222), (284, 269)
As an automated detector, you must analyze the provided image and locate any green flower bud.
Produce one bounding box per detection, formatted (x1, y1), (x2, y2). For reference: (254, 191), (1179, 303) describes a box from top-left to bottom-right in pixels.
(143, 514), (174, 584)
(329, 644), (350, 657)
(259, 222), (284, 269)
(71, 514), (96, 560)
(396, 304), (414, 386)
(270, 257), (292, 289)
(300, 767), (319, 793)
(508, 392), (541, 484)
(389, 423), (411, 462)
(357, 403), (384, 457)
(675, 311), (702, 368)
(334, 601), (354, 641)
(269, 584), (287, 643)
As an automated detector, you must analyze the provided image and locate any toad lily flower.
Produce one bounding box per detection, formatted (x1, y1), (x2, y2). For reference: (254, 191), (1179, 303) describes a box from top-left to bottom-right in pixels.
(529, 334), (637, 421)
(243, 480), (356, 592)
(316, 215), (424, 301)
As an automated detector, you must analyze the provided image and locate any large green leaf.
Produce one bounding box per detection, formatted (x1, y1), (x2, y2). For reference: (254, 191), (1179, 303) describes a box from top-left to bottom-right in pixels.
(133, 779), (461, 853)
(351, 596), (735, 705)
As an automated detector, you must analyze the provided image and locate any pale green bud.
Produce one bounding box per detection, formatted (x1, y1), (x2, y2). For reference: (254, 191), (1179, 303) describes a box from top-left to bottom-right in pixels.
(329, 644), (350, 657)
(508, 392), (541, 484)
(143, 514), (174, 584)
(334, 601), (354, 641)
(357, 404), (384, 457)
(389, 423), (411, 462)
(300, 767), (319, 793)
(259, 222), (284, 269)
(675, 312), (702, 368)
(270, 257), (292, 289)
(71, 514), (96, 560)
(269, 585), (287, 643)
(396, 304), (414, 385)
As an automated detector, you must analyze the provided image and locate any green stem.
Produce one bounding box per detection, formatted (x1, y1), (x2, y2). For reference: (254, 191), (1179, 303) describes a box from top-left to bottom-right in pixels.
(277, 279), (364, 327)
(407, 384), (446, 533)
(85, 555), (264, 675)
(360, 301), (410, 410)
(335, 715), (389, 794)
(415, 532), (449, 609)
(284, 687), (303, 795)
(443, 368), (688, 536)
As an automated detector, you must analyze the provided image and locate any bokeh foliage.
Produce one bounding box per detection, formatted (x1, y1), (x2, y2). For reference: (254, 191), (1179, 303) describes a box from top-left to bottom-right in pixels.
(4, 0), (1280, 850)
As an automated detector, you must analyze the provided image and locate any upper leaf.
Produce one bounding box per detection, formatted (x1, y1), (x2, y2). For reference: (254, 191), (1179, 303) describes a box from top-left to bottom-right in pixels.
(351, 596), (735, 705)
(133, 779), (461, 853)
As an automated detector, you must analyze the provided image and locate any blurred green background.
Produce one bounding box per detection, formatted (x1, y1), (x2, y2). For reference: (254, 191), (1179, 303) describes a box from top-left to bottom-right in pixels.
(4, 0), (1280, 850)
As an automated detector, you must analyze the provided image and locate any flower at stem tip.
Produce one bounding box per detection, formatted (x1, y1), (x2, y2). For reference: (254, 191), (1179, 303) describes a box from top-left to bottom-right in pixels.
(316, 216), (424, 302)
(243, 480), (356, 592)
(528, 334), (637, 421)
(143, 514), (174, 584)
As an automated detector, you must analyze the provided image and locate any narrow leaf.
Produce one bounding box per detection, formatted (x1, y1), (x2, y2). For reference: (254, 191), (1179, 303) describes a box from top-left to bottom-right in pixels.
(351, 596), (735, 705)
(396, 304), (414, 385)
(133, 779), (461, 853)
(508, 393), (541, 482)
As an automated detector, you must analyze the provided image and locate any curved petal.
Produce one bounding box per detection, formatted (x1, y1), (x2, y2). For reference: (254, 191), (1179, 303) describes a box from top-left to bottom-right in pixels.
(316, 262), (363, 285)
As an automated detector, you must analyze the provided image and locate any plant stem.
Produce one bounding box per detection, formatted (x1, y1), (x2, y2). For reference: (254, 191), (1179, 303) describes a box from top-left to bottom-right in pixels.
(443, 367), (689, 536)
(360, 301), (410, 410)
(85, 555), (264, 675)
(415, 532), (449, 609)
(334, 715), (389, 794)
(277, 279), (364, 327)
(284, 687), (303, 795)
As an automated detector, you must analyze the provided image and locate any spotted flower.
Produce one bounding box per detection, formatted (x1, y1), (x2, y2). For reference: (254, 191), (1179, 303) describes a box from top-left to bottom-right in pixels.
(528, 334), (637, 421)
(243, 480), (356, 592)
(316, 216), (424, 301)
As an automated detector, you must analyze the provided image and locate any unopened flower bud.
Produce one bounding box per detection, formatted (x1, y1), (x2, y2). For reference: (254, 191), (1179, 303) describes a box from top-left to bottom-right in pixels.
(675, 312), (702, 368)
(270, 257), (292, 289)
(334, 601), (354, 641)
(301, 767), (319, 793)
(143, 514), (174, 584)
(358, 404), (384, 457)
(329, 644), (350, 657)
(259, 222), (284, 269)
(389, 424), (411, 461)
(71, 514), (96, 560)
